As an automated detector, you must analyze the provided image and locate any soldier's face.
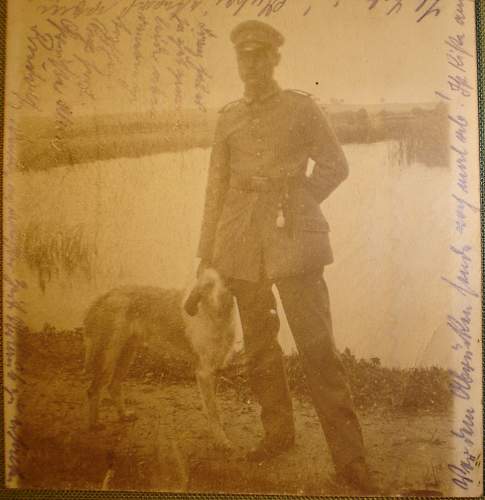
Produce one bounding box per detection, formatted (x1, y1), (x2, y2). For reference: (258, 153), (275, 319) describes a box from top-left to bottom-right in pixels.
(236, 47), (279, 86)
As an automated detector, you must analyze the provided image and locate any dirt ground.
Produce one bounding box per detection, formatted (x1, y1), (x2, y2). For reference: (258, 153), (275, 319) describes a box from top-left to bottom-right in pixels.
(15, 338), (454, 497)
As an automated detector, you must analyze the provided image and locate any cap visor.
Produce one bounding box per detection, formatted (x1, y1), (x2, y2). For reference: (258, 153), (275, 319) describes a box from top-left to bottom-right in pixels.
(236, 41), (269, 52)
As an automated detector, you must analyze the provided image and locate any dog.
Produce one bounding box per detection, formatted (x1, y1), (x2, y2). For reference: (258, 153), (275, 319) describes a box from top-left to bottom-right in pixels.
(83, 268), (236, 449)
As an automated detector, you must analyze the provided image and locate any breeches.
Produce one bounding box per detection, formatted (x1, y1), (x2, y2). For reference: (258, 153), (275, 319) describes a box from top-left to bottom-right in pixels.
(230, 271), (365, 472)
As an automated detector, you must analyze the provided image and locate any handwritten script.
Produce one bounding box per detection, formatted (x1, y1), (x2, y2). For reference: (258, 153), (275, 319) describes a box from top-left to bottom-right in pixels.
(216, 0), (443, 22)
(436, 0), (481, 492)
(3, 117), (29, 485)
(12, 0), (217, 125)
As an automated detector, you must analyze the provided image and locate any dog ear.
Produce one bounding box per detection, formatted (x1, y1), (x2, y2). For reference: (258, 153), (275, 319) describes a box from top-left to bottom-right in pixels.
(183, 286), (202, 316)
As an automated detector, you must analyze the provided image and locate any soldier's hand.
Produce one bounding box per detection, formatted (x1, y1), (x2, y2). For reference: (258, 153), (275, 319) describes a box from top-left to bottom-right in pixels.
(196, 259), (211, 278)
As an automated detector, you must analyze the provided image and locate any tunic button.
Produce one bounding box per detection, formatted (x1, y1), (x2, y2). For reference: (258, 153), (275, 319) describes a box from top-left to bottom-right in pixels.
(256, 152), (262, 158)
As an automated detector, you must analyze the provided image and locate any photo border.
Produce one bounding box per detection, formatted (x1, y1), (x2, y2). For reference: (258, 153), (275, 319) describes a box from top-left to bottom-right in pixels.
(0, 0), (483, 498)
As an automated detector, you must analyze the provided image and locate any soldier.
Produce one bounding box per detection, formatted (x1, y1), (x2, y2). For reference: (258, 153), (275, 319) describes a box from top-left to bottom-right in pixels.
(196, 20), (376, 493)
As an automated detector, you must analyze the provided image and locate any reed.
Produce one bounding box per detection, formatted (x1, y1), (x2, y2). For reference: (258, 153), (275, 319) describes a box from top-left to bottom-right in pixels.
(21, 222), (95, 291)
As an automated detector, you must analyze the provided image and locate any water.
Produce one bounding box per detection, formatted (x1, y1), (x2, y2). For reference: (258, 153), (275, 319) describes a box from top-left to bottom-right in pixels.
(10, 142), (451, 367)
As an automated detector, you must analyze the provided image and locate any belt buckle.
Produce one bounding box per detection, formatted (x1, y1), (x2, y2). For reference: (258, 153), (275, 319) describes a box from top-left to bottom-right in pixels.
(251, 176), (270, 191)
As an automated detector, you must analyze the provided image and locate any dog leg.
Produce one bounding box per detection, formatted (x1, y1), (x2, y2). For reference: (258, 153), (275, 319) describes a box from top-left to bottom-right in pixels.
(87, 375), (108, 431)
(196, 368), (233, 451)
(87, 327), (126, 430)
(108, 336), (138, 423)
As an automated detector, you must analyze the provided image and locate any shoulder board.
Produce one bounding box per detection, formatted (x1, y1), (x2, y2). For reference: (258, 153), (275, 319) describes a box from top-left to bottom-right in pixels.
(285, 89), (313, 98)
(286, 89), (323, 108)
(219, 99), (242, 114)
(285, 89), (322, 109)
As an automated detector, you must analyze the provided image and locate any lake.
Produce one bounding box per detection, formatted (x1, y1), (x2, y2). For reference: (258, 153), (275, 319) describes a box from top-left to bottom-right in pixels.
(10, 141), (451, 367)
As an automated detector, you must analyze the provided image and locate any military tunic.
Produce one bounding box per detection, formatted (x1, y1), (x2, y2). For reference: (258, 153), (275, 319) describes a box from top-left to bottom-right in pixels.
(196, 83), (367, 475)
(197, 84), (349, 281)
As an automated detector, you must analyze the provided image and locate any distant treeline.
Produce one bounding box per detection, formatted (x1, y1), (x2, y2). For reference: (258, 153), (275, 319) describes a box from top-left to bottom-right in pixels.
(16, 109), (218, 171)
(16, 102), (449, 170)
(330, 103), (449, 166)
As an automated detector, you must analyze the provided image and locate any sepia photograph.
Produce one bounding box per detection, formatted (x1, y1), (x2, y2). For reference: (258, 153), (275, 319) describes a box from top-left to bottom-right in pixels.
(2, 0), (483, 497)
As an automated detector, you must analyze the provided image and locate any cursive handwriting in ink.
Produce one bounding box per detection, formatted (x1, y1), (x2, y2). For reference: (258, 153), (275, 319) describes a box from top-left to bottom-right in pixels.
(215, 0), (288, 17)
(441, 244), (478, 299)
(448, 406), (477, 490)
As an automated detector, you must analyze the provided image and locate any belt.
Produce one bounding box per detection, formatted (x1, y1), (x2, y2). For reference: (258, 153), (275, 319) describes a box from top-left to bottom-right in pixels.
(229, 174), (304, 192)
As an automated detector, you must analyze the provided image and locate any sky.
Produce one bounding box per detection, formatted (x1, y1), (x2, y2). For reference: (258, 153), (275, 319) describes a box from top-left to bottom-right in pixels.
(204, 0), (450, 106)
(5, 0), (460, 117)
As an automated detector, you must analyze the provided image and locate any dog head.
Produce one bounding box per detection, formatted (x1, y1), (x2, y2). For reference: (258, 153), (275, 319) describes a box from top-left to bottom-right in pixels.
(183, 268), (234, 319)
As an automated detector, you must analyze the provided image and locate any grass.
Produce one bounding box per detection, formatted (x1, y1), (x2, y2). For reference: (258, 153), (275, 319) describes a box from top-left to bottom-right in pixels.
(17, 323), (451, 414)
(12, 322), (454, 494)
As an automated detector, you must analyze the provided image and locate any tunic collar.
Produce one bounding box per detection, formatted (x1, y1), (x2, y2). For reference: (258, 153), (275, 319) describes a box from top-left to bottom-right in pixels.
(243, 81), (281, 104)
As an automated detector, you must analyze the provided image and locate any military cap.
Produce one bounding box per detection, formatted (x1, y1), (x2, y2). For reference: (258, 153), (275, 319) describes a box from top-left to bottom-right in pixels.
(230, 20), (284, 52)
